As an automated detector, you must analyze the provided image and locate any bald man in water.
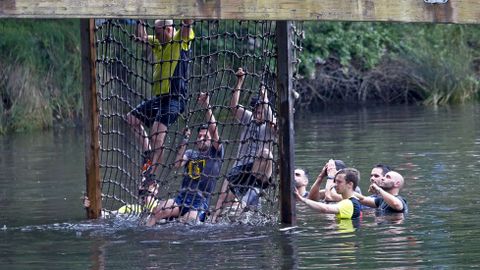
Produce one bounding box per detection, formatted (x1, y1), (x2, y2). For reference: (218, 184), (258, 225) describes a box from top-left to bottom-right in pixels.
(355, 171), (408, 213)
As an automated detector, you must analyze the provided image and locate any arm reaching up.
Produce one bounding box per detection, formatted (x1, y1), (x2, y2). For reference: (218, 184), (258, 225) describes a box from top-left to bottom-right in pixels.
(230, 68), (246, 121)
(198, 92), (221, 151)
(307, 164), (327, 201)
(174, 128), (191, 168)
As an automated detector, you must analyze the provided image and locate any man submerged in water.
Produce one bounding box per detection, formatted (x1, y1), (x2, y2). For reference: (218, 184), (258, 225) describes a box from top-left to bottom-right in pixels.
(83, 174), (160, 218)
(355, 170), (408, 213)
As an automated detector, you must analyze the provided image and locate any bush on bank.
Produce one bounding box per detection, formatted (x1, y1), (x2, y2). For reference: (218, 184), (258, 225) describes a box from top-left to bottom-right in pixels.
(1, 20), (479, 133)
(0, 19), (82, 134)
(296, 22), (480, 109)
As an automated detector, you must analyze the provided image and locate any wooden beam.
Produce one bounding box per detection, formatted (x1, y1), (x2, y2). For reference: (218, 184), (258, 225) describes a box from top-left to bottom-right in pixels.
(1, 0), (479, 24)
(80, 19), (101, 219)
(277, 21), (296, 226)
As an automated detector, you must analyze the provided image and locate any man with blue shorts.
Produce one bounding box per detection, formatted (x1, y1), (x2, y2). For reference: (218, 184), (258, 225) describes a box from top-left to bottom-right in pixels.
(146, 92), (224, 226)
(127, 19), (194, 175)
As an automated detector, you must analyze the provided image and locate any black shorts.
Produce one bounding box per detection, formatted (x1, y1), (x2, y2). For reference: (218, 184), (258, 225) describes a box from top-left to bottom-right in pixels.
(227, 163), (273, 196)
(130, 96), (184, 128)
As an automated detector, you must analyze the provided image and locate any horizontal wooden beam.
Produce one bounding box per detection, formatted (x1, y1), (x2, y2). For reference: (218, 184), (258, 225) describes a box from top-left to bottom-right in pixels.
(0, 0), (479, 24)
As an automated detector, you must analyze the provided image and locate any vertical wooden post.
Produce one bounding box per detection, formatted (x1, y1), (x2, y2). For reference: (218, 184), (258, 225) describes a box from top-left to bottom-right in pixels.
(276, 20), (296, 226)
(81, 19), (101, 219)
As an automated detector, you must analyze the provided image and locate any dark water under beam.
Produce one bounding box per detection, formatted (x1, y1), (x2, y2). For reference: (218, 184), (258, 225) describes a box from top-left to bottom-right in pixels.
(1, 104), (480, 269)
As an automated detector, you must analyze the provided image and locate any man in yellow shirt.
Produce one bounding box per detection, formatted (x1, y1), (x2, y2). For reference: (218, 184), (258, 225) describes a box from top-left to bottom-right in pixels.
(127, 19), (194, 175)
(83, 174), (160, 218)
(295, 168), (362, 220)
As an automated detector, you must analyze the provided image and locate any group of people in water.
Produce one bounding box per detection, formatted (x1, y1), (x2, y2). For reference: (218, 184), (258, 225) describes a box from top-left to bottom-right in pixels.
(294, 161), (408, 222)
(83, 19), (408, 226)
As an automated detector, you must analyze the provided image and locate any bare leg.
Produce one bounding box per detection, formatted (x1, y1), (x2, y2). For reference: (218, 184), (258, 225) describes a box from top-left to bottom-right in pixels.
(179, 210), (201, 223)
(212, 180), (236, 222)
(150, 120), (168, 175)
(146, 199), (180, 227)
(127, 113), (150, 151)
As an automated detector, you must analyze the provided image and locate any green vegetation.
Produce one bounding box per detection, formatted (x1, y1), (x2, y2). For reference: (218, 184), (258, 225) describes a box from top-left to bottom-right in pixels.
(296, 22), (480, 108)
(0, 19), (82, 134)
(1, 20), (479, 133)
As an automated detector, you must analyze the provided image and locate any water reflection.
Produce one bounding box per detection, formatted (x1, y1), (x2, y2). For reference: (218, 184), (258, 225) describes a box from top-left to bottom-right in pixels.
(1, 105), (480, 268)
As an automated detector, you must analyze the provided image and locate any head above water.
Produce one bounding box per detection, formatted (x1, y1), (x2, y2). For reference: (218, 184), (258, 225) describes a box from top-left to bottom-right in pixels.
(334, 160), (346, 170)
(138, 174), (158, 199)
(154, 19), (174, 44)
(196, 124), (211, 151)
(375, 164), (391, 176)
(371, 164), (391, 184)
(334, 168), (360, 190)
(294, 167), (309, 188)
(380, 171), (404, 191)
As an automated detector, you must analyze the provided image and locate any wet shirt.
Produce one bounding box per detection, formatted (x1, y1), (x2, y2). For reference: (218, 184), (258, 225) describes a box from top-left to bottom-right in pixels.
(180, 144), (224, 199)
(233, 109), (275, 167)
(336, 197), (362, 219)
(374, 195), (408, 213)
(117, 199), (159, 215)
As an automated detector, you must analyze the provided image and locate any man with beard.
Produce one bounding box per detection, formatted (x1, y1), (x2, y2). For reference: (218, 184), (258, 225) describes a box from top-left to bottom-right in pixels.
(355, 171), (408, 213)
(146, 92), (224, 226)
(294, 167), (310, 198)
(361, 164), (391, 209)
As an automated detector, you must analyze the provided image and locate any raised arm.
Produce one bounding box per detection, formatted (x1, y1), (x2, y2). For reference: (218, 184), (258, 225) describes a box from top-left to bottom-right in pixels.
(295, 189), (339, 214)
(136, 20), (148, 42)
(230, 68), (246, 121)
(259, 85), (276, 125)
(324, 160), (342, 202)
(174, 128), (191, 168)
(324, 179), (343, 202)
(354, 191), (377, 208)
(180, 19), (194, 41)
(307, 164), (327, 201)
(370, 183), (405, 211)
(198, 92), (221, 150)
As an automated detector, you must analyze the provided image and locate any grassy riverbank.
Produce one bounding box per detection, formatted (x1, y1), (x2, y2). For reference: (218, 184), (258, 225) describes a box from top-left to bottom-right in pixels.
(1, 20), (479, 133)
(0, 19), (82, 134)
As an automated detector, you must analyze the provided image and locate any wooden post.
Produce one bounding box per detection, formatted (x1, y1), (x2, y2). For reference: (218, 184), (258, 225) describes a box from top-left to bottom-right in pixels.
(80, 18), (101, 219)
(276, 21), (296, 226)
(1, 0), (480, 24)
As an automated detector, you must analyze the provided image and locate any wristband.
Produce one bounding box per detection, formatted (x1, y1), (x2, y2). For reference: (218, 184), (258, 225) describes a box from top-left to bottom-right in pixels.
(327, 176), (334, 180)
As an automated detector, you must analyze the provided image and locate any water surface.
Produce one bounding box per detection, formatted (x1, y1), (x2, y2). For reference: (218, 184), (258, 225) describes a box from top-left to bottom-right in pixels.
(1, 104), (480, 269)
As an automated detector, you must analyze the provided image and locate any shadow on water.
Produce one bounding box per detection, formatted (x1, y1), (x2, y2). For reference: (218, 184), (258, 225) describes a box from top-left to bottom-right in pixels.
(1, 104), (480, 268)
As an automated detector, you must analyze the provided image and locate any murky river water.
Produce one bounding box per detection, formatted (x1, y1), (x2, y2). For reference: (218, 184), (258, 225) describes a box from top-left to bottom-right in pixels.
(1, 104), (480, 269)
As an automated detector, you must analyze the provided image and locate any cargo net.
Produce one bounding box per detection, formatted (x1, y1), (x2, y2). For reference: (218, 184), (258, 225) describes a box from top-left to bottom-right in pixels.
(94, 19), (303, 225)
